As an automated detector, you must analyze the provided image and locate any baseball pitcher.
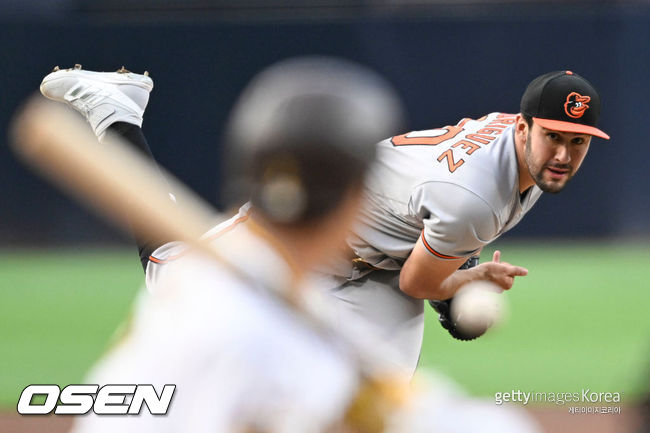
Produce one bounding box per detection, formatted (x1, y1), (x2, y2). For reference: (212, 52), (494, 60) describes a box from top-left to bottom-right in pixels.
(315, 71), (609, 374)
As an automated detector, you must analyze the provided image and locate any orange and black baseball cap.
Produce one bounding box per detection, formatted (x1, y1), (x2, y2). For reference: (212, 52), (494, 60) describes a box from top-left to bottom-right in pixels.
(520, 70), (609, 139)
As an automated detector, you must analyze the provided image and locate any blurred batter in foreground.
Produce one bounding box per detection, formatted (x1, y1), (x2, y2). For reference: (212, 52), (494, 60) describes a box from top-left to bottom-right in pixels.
(42, 58), (405, 432)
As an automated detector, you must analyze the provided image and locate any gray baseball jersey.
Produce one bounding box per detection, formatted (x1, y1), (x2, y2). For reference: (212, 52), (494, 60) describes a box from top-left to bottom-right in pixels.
(316, 113), (543, 374)
(346, 112), (543, 273)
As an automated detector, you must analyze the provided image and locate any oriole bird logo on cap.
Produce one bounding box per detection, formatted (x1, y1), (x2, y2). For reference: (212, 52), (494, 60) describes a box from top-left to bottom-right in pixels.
(564, 92), (591, 119)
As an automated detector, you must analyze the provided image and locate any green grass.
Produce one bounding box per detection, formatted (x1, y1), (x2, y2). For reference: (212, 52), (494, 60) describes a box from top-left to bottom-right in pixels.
(0, 249), (143, 407)
(0, 243), (648, 408)
(419, 242), (650, 402)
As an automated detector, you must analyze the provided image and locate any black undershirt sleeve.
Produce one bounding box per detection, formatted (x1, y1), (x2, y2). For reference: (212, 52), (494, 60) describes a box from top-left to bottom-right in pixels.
(107, 122), (173, 272)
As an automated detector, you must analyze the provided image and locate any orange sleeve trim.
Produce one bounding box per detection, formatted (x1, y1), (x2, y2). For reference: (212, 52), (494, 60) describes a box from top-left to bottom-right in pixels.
(420, 231), (462, 260)
(148, 250), (188, 264)
(203, 213), (250, 242)
(148, 212), (251, 265)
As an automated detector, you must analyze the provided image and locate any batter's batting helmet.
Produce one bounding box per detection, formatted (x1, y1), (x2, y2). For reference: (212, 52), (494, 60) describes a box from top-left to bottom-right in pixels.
(222, 56), (404, 224)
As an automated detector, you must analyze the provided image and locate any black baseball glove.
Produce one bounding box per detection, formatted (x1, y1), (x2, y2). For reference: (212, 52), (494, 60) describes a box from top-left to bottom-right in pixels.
(428, 256), (483, 341)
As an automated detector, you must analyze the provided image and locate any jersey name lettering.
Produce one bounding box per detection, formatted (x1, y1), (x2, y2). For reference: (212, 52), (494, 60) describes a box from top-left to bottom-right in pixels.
(390, 113), (516, 173)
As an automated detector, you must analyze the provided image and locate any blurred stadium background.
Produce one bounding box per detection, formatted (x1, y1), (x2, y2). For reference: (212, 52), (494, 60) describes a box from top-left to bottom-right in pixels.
(1, 1), (649, 432)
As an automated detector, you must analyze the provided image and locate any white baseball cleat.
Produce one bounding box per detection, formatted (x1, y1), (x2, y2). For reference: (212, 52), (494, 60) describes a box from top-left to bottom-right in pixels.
(40, 64), (154, 140)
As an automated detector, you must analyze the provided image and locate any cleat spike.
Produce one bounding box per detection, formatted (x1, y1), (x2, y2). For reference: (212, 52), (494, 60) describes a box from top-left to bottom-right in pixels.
(52, 66), (60, 72)
(143, 70), (149, 77)
(39, 65), (153, 140)
(117, 66), (130, 74)
(74, 64), (82, 70)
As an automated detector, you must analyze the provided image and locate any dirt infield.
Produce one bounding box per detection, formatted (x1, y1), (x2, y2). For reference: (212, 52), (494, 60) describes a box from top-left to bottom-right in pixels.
(527, 405), (642, 433)
(0, 406), (642, 433)
(0, 412), (73, 433)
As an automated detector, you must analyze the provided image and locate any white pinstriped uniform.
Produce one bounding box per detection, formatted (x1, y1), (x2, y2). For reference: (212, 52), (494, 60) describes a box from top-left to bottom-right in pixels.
(318, 113), (543, 374)
(72, 206), (358, 433)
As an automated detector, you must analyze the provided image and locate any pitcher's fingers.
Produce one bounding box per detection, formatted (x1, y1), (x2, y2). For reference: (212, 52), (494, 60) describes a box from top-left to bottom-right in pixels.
(508, 265), (528, 276)
(493, 250), (501, 263)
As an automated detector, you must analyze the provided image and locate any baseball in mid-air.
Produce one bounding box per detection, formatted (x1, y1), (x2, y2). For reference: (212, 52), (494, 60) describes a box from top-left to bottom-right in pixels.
(450, 280), (506, 336)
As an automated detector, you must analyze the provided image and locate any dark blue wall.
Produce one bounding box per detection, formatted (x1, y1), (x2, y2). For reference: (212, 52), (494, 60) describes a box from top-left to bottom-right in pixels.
(2, 4), (649, 245)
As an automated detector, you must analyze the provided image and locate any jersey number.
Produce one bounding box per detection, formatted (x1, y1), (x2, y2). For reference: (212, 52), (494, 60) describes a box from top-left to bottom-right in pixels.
(390, 118), (473, 173)
(390, 119), (470, 147)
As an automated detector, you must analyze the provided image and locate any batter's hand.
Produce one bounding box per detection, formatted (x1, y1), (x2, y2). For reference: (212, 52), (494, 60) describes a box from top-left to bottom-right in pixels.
(474, 250), (528, 291)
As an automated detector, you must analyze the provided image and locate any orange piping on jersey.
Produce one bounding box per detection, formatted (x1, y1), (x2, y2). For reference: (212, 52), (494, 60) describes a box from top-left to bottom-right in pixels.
(203, 213), (251, 242)
(148, 213), (251, 264)
(420, 231), (462, 260)
(148, 252), (187, 264)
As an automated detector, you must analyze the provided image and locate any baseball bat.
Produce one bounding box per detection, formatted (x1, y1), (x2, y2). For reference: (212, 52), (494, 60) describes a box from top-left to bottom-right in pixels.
(10, 97), (410, 421)
(9, 96), (352, 351)
(11, 97), (220, 253)
(11, 97), (321, 312)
